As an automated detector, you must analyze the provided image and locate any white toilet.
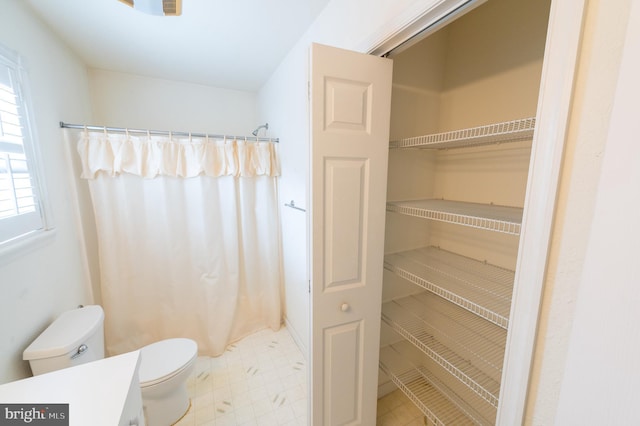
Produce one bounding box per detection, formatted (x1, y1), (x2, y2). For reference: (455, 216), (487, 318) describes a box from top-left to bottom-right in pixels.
(23, 305), (198, 426)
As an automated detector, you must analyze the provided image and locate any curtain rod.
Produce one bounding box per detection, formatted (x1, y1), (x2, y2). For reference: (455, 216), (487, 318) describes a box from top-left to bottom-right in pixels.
(59, 121), (279, 143)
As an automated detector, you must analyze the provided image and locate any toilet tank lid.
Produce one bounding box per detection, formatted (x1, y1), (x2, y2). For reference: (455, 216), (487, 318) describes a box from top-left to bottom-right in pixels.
(23, 305), (104, 361)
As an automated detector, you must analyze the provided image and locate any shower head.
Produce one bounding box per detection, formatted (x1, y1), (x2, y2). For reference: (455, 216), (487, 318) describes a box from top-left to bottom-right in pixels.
(252, 123), (269, 137)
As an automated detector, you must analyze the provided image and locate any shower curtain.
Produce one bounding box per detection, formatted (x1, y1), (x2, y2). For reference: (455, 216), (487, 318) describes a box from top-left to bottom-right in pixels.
(72, 129), (282, 356)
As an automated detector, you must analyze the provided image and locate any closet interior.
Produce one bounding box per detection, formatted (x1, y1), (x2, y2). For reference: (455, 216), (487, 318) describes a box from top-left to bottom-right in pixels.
(377, 0), (551, 423)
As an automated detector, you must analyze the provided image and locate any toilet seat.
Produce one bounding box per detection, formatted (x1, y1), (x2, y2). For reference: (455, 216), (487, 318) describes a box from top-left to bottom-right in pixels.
(138, 338), (197, 388)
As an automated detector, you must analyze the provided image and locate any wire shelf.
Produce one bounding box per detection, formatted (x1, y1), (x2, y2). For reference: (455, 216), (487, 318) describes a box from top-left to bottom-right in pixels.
(380, 344), (495, 425)
(384, 247), (514, 329)
(382, 294), (506, 407)
(389, 117), (536, 150)
(397, 293), (507, 370)
(387, 199), (523, 235)
(379, 347), (475, 425)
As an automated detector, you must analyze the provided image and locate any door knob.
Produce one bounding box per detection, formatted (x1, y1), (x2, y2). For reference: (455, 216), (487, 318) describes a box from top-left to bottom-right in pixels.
(341, 303), (350, 312)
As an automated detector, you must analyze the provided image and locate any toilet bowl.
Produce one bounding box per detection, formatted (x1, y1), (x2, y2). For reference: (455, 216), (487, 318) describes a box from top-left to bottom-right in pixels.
(23, 305), (198, 426)
(139, 338), (197, 425)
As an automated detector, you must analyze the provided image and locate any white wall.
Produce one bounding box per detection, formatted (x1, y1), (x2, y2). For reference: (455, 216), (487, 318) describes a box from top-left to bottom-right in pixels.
(553, 2), (640, 423)
(89, 69), (259, 135)
(0, 0), (94, 383)
(526, 0), (635, 424)
(259, 0), (638, 423)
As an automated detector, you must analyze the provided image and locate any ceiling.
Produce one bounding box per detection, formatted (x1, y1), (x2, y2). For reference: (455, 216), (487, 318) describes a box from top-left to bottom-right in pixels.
(25, 0), (330, 91)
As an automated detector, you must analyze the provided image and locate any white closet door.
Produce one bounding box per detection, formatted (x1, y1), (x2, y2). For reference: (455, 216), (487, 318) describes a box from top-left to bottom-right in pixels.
(309, 43), (392, 425)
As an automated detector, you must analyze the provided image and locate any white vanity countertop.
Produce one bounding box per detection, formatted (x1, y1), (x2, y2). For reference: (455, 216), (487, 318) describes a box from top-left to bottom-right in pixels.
(0, 350), (141, 426)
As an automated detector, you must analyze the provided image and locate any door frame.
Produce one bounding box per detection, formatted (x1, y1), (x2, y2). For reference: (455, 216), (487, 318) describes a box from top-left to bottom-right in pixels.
(353, 0), (587, 424)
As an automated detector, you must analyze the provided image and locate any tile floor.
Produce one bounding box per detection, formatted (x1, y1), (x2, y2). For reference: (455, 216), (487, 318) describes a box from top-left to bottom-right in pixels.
(176, 327), (307, 426)
(174, 326), (425, 426)
(376, 390), (426, 426)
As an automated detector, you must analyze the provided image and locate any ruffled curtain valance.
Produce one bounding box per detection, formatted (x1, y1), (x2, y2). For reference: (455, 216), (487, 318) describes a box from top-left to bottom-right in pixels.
(77, 131), (280, 179)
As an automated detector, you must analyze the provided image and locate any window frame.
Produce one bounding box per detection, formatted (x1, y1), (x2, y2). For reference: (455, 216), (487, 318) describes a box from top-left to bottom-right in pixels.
(0, 43), (54, 260)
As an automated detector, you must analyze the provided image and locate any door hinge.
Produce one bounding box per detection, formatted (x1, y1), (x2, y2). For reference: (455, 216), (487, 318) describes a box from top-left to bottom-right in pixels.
(308, 280), (311, 293)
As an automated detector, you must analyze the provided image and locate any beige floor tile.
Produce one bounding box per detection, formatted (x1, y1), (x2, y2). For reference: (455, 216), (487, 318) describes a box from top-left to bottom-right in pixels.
(176, 329), (436, 426)
(377, 410), (401, 426)
(175, 327), (306, 425)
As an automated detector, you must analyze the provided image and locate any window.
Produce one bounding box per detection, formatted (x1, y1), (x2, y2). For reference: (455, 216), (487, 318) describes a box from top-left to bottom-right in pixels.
(0, 44), (51, 249)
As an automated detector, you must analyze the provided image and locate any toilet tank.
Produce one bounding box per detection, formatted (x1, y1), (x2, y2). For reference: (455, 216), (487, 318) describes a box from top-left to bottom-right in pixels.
(23, 305), (105, 376)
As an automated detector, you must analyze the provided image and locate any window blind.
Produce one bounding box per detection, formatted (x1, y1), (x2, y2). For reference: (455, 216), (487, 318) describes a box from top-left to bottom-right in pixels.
(0, 46), (45, 245)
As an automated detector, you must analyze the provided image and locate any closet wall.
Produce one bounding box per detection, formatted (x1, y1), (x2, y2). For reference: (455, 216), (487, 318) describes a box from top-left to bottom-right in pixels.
(379, 0), (551, 422)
